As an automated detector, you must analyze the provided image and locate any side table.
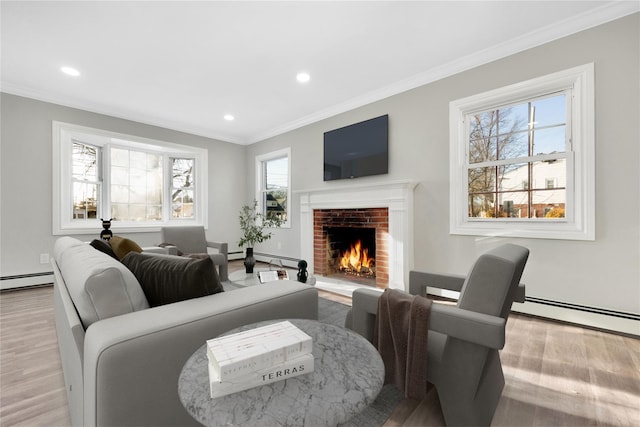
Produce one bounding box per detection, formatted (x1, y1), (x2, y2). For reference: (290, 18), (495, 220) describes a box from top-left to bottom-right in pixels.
(178, 319), (384, 427)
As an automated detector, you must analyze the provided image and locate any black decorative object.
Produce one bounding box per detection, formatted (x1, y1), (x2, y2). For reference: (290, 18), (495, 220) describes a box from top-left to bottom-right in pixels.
(297, 260), (308, 283)
(244, 247), (256, 274)
(100, 218), (113, 241)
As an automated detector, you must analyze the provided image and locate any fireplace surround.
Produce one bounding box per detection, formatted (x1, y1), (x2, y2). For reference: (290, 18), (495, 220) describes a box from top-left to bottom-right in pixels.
(299, 181), (416, 290)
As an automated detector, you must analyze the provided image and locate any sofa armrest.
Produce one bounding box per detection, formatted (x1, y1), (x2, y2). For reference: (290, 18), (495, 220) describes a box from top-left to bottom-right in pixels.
(346, 288), (505, 349)
(515, 283), (526, 303)
(82, 281), (317, 427)
(429, 303), (506, 349)
(206, 240), (228, 256)
(52, 261), (85, 427)
(409, 270), (467, 296)
(142, 246), (176, 255)
(345, 288), (383, 342)
(206, 241), (228, 281)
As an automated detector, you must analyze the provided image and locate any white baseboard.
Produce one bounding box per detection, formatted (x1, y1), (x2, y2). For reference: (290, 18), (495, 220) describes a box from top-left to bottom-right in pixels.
(512, 300), (639, 337)
(228, 252), (245, 261)
(1, 273), (54, 290)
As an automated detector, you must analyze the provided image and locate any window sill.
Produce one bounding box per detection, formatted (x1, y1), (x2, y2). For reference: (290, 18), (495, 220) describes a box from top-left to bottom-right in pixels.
(450, 220), (595, 241)
(54, 221), (204, 236)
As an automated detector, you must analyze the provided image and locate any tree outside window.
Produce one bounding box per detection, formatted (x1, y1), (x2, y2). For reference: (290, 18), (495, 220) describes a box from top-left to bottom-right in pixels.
(467, 93), (567, 219)
(72, 141), (100, 219)
(171, 158), (195, 219)
(263, 156), (288, 222)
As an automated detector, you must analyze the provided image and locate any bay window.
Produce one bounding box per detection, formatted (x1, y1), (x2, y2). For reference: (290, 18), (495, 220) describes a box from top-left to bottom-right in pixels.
(54, 122), (207, 234)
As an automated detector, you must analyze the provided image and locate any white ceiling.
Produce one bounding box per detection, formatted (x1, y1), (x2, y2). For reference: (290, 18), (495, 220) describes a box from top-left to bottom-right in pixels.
(1, 1), (638, 145)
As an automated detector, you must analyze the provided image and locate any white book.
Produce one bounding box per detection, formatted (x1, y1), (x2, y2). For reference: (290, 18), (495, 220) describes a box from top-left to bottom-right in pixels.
(206, 321), (312, 381)
(258, 269), (289, 283)
(207, 321), (309, 364)
(208, 352), (315, 399)
(207, 321), (302, 362)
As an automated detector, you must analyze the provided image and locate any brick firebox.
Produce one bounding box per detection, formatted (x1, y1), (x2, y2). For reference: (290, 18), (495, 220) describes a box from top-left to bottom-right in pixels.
(313, 207), (389, 288)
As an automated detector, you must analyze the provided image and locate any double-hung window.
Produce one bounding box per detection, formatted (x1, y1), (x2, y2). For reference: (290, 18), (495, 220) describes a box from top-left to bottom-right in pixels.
(255, 148), (290, 227)
(449, 64), (595, 240)
(54, 122), (207, 234)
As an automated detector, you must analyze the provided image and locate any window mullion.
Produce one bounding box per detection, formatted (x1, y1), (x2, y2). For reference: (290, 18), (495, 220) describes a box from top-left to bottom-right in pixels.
(164, 155), (170, 222)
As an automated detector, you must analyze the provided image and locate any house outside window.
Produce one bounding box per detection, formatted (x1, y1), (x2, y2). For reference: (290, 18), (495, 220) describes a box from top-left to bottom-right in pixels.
(255, 148), (290, 227)
(450, 64), (595, 240)
(54, 122), (207, 234)
(72, 141), (101, 219)
(467, 92), (567, 219)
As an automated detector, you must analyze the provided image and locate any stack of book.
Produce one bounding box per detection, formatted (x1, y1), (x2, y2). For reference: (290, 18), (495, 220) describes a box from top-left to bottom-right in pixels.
(206, 321), (314, 398)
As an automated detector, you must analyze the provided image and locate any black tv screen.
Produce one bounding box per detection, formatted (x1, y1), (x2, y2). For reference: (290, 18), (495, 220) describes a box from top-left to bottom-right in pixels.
(323, 114), (389, 181)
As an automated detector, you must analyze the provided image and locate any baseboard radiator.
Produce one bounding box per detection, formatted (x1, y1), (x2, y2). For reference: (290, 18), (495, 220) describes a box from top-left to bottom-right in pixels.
(1, 272), (54, 291)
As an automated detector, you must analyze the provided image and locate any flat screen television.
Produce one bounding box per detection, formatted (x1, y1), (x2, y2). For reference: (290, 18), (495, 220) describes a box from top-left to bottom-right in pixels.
(323, 114), (389, 181)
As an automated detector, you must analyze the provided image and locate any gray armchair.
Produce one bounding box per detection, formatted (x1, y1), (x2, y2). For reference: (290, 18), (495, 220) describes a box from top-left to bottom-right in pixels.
(345, 243), (529, 426)
(160, 226), (229, 281)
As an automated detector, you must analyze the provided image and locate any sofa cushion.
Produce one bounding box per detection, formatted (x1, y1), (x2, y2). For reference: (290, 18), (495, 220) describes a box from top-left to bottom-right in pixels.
(109, 235), (143, 260)
(54, 237), (150, 329)
(121, 252), (224, 307)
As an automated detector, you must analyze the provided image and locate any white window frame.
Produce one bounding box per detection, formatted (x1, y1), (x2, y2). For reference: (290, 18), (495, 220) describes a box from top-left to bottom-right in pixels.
(255, 147), (291, 228)
(449, 63), (595, 240)
(53, 121), (208, 235)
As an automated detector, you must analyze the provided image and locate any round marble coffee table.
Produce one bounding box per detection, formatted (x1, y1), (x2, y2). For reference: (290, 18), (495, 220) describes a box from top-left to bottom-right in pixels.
(178, 319), (384, 427)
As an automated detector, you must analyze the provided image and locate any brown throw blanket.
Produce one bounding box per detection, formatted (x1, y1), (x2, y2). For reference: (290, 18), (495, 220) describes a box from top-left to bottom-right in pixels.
(374, 289), (432, 400)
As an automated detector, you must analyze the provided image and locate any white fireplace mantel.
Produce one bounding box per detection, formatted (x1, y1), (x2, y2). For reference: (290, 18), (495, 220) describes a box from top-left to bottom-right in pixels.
(298, 180), (417, 290)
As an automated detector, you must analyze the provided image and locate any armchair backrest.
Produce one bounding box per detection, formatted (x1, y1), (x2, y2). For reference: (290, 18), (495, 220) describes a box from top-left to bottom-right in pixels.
(160, 226), (207, 254)
(457, 244), (529, 319)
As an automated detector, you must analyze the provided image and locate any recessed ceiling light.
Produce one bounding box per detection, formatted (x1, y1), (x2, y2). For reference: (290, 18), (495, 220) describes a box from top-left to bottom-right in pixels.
(224, 114), (235, 121)
(296, 72), (310, 83)
(61, 66), (80, 77)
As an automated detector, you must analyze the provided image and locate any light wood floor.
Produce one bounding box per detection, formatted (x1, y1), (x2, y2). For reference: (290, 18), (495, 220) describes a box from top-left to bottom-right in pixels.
(1, 262), (639, 426)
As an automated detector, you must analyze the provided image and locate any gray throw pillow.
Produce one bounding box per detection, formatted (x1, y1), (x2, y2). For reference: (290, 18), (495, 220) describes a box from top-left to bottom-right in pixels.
(122, 252), (223, 307)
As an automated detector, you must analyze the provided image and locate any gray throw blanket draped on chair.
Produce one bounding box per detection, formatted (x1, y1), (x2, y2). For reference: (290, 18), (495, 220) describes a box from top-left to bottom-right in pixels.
(374, 289), (432, 400)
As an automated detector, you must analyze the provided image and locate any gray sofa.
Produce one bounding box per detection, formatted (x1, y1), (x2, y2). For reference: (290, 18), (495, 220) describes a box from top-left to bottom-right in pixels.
(52, 236), (318, 427)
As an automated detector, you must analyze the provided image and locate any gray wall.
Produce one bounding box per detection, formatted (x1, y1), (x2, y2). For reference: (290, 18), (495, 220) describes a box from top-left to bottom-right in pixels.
(1, 14), (637, 331)
(0, 93), (246, 281)
(246, 15), (640, 321)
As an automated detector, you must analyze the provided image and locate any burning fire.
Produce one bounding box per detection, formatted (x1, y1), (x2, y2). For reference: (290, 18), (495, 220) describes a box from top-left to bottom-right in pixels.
(339, 240), (374, 274)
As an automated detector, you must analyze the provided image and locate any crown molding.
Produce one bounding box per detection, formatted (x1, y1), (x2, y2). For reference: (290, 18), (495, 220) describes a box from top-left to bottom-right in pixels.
(3, 2), (637, 146)
(0, 82), (245, 145)
(247, 1), (639, 144)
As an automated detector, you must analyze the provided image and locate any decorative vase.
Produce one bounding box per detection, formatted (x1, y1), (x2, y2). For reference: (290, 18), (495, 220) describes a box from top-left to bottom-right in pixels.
(244, 247), (256, 273)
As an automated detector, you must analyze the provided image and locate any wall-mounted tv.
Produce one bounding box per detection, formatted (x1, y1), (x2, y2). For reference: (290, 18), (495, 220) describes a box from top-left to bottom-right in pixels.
(323, 114), (389, 181)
